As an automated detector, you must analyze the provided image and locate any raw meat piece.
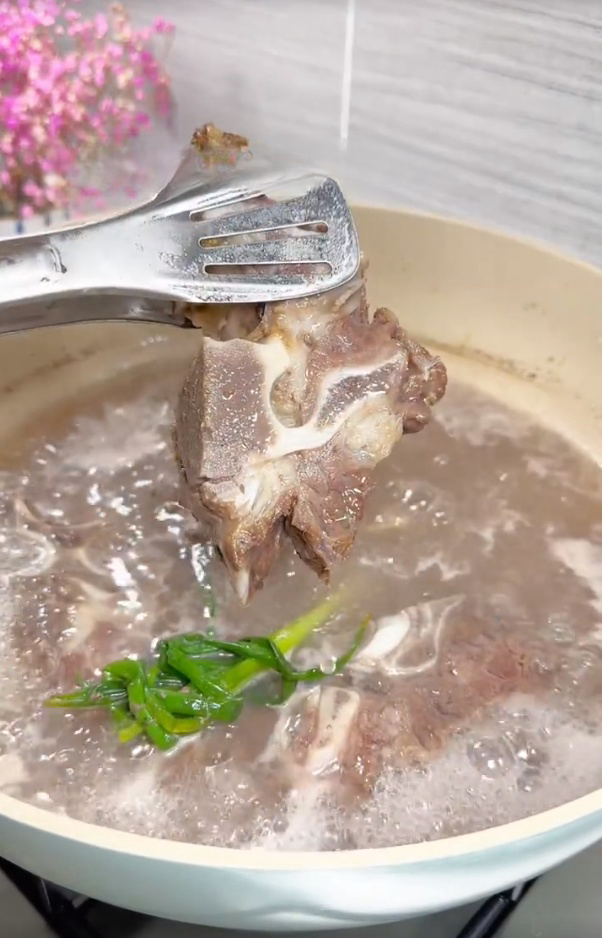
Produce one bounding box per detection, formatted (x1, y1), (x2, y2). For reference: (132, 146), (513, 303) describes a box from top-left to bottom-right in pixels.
(175, 262), (446, 602)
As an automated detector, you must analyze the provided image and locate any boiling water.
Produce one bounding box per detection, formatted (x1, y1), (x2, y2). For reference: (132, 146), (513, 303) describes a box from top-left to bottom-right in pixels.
(0, 341), (602, 851)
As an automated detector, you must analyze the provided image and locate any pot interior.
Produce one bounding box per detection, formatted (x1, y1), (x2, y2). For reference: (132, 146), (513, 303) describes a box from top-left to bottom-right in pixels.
(0, 208), (601, 856)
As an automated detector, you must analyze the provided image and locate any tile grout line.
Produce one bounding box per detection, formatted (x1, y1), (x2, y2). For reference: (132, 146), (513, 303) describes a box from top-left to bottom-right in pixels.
(339, 0), (356, 152)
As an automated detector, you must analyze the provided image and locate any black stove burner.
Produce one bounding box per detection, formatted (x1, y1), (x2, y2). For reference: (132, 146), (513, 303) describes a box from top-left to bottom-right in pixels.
(0, 854), (536, 938)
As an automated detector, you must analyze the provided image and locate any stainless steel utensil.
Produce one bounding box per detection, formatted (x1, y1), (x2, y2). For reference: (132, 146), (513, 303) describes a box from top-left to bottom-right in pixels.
(0, 163), (360, 323)
(0, 295), (187, 336)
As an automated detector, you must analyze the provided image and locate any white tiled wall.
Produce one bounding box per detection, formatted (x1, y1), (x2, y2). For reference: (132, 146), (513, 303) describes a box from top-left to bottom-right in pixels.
(107, 0), (602, 265)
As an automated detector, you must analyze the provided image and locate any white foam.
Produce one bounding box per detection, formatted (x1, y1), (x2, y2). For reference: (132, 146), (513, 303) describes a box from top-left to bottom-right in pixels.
(415, 552), (470, 580)
(476, 505), (527, 553)
(0, 752), (27, 790)
(435, 395), (533, 446)
(551, 538), (602, 614)
(251, 784), (329, 851)
(91, 762), (175, 838)
(0, 584), (21, 709)
(251, 700), (602, 851)
(59, 401), (171, 472)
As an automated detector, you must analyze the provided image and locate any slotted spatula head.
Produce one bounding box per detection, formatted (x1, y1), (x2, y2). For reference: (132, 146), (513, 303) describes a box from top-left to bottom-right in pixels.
(0, 145), (361, 311)
(137, 163), (362, 304)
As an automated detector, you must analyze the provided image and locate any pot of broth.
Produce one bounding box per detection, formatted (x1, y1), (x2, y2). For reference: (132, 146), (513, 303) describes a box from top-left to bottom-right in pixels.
(0, 206), (601, 930)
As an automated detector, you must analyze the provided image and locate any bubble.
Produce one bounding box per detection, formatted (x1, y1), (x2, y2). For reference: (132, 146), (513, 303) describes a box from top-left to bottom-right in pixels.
(371, 480), (454, 533)
(547, 612), (575, 645)
(29, 468), (106, 526)
(467, 736), (515, 779)
(59, 403), (171, 473)
(0, 494), (20, 527)
(504, 728), (548, 770)
(155, 501), (186, 528)
(517, 768), (542, 793)
(0, 528), (55, 578)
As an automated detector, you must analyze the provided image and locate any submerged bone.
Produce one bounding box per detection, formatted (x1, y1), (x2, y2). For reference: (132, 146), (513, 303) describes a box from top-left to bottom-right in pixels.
(352, 595), (464, 676)
(259, 686), (362, 781)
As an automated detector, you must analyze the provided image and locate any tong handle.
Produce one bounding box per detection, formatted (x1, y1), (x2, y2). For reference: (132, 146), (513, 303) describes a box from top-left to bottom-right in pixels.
(0, 218), (141, 307)
(0, 223), (179, 330)
(0, 292), (179, 336)
(0, 232), (77, 308)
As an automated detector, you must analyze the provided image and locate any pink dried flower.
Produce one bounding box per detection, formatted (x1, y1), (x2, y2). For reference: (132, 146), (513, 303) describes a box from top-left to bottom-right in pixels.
(0, 0), (174, 218)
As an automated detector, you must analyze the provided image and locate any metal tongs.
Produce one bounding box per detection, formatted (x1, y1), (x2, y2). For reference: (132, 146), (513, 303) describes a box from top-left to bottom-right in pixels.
(0, 153), (360, 335)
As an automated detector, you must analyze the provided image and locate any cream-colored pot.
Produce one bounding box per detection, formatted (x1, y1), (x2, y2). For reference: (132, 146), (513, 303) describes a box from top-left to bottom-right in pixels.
(0, 208), (601, 931)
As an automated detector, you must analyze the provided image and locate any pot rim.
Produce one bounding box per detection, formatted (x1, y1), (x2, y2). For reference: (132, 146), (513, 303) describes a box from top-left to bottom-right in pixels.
(1, 786), (601, 871)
